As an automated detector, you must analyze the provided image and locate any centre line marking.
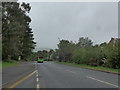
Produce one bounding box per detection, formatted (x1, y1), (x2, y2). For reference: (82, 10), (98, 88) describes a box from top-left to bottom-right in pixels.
(37, 84), (40, 88)
(37, 84), (40, 90)
(36, 78), (39, 82)
(9, 70), (37, 88)
(86, 76), (119, 88)
(36, 74), (38, 77)
(36, 70), (40, 89)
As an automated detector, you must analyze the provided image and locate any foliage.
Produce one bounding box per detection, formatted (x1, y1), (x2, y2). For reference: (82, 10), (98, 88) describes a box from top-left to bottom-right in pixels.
(37, 50), (48, 58)
(72, 48), (88, 64)
(102, 43), (120, 68)
(55, 37), (120, 69)
(36, 49), (55, 61)
(2, 2), (36, 61)
(78, 37), (93, 48)
(57, 40), (79, 62)
(2, 62), (19, 68)
(59, 62), (119, 73)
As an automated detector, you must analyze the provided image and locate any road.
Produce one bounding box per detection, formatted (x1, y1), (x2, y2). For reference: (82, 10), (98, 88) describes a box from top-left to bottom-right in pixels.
(2, 62), (35, 88)
(2, 61), (119, 89)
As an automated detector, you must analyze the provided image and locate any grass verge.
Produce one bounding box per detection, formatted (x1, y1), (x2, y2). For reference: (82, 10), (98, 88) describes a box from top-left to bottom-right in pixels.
(0, 62), (19, 68)
(58, 62), (119, 74)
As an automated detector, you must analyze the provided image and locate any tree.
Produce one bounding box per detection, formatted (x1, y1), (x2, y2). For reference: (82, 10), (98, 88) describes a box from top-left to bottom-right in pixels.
(57, 40), (78, 62)
(102, 42), (120, 68)
(2, 2), (36, 61)
(37, 50), (48, 59)
(78, 37), (93, 48)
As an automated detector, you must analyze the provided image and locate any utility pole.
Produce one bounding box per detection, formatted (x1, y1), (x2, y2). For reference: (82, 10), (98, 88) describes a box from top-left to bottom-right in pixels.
(58, 37), (60, 59)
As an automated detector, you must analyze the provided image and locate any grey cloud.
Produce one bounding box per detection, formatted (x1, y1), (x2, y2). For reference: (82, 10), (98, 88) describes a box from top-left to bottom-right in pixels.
(29, 2), (118, 50)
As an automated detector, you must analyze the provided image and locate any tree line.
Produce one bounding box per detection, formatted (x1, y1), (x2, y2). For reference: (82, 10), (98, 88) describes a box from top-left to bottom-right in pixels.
(53, 37), (120, 69)
(2, 2), (36, 61)
(36, 49), (54, 61)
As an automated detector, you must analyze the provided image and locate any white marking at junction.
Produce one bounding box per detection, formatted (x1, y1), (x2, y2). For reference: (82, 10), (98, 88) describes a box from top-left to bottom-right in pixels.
(86, 76), (119, 88)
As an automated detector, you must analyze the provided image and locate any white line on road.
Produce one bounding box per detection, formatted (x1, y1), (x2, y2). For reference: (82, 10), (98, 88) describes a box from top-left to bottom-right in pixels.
(36, 73), (38, 77)
(66, 70), (76, 74)
(36, 70), (40, 89)
(86, 76), (119, 88)
(36, 84), (40, 88)
(36, 78), (39, 82)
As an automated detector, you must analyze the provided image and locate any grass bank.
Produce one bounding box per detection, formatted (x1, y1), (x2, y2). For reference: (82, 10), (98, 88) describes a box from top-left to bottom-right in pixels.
(58, 62), (119, 74)
(0, 62), (19, 68)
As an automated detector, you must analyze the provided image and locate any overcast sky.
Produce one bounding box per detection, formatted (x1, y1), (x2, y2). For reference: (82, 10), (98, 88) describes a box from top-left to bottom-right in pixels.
(28, 2), (118, 51)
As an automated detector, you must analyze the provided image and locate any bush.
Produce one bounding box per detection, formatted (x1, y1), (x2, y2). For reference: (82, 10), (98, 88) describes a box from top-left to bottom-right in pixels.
(101, 44), (120, 69)
(72, 48), (89, 64)
(56, 38), (120, 69)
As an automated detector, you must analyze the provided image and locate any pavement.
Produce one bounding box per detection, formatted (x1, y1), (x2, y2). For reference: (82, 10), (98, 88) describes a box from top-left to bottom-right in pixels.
(1, 61), (120, 89)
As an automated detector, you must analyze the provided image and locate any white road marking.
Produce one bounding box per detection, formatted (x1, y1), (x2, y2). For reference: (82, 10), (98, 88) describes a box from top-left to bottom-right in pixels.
(36, 84), (40, 88)
(36, 73), (38, 77)
(36, 70), (40, 89)
(87, 76), (119, 88)
(36, 78), (39, 82)
(66, 70), (76, 74)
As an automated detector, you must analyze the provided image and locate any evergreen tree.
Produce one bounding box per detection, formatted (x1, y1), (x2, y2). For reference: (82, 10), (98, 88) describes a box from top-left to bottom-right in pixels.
(2, 2), (36, 61)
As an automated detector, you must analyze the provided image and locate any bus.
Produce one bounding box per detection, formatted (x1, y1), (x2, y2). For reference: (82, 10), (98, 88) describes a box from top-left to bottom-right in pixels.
(37, 57), (44, 63)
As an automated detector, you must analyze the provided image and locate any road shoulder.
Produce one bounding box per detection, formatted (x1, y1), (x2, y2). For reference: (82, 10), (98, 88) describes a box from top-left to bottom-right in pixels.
(2, 62), (35, 88)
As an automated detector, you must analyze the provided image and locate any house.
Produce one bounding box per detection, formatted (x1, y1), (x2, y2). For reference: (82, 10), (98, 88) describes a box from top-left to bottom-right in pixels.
(108, 37), (120, 46)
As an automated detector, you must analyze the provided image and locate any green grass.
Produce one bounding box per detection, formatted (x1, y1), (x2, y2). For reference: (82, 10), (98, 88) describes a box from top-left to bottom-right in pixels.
(58, 62), (119, 74)
(0, 62), (19, 68)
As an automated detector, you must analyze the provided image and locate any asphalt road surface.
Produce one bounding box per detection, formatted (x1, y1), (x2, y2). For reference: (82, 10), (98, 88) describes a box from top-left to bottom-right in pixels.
(2, 61), (119, 88)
